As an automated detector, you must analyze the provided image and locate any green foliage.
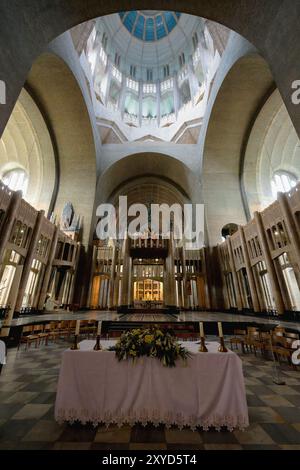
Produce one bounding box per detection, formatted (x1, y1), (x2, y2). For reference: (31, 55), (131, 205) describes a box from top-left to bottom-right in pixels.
(110, 325), (191, 368)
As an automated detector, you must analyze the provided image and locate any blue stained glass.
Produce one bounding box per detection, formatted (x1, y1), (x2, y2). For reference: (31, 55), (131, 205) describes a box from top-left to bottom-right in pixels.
(155, 15), (166, 40)
(163, 12), (176, 33)
(119, 11), (181, 42)
(123, 11), (137, 33)
(145, 19), (155, 41)
(134, 15), (145, 40)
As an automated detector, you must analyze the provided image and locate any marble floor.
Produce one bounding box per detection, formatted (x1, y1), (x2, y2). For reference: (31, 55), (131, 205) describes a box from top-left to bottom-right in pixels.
(3, 310), (300, 333)
(1, 337), (300, 450)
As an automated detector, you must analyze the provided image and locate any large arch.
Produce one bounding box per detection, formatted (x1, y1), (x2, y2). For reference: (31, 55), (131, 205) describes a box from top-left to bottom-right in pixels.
(26, 52), (97, 246)
(96, 152), (201, 206)
(0, 88), (56, 212)
(0, 1), (299, 142)
(243, 89), (300, 215)
(201, 52), (274, 246)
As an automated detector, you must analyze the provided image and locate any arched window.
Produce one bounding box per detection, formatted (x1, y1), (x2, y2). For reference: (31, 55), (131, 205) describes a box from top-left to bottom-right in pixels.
(271, 171), (298, 199)
(2, 168), (28, 195)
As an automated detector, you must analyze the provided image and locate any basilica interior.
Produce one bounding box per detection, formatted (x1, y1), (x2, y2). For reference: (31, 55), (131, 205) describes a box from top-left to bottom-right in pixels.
(0, 1), (300, 453)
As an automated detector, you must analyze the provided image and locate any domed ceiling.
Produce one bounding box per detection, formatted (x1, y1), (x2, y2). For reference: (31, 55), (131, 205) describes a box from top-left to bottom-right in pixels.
(119, 11), (181, 41)
(100, 12), (203, 68)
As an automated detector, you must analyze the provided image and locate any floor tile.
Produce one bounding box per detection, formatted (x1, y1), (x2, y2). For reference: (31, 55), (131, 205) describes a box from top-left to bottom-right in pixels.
(58, 423), (97, 442)
(129, 443), (167, 450)
(248, 406), (285, 424)
(2, 391), (39, 404)
(260, 395), (295, 407)
(234, 424), (275, 445)
(53, 442), (92, 450)
(94, 425), (131, 443)
(11, 404), (52, 420)
(130, 424), (165, 443)
(22, 419), (65, 442)
(204, 444), (243, 450)
(260, 423), (300, 445)
(165, 428), (202, 444)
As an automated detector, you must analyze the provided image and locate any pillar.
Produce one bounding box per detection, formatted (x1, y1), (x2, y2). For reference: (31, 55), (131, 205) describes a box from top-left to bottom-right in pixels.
(138, 80), (143, 126)
(173, 72), (180, 118)
(278, 192), (300, 286)
(165, 232), (176, 307)
(181, 247), (188, 309)
(227, 238), (243, 311)
(238, 226), (260, 312)
(156, 79), (160, 126)
(0, 190), (22, 264)
(254, 211), (285, 315)
(87, 245), (97, 308)
(67, 243), (81, 309)
(38, 226), (59, 310)
(15, 210), (45, 312)
(120, 234), (130, 308)
(108, 244), (117, 310)
(0, 265), (23, 337)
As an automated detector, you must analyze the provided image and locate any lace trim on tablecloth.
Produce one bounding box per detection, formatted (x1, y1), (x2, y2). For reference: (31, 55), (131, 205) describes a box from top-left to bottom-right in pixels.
(55, 408), (248, 431)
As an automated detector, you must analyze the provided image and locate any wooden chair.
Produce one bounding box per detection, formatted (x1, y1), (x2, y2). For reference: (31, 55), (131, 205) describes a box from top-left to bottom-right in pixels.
(33, 324), (49, 345)
(244, 328), (263, 355)
(229, 329), (246, 352)
(18, 325), (39, 350)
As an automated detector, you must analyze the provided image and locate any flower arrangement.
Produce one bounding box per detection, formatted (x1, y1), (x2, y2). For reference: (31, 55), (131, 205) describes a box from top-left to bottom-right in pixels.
(110, 326), (191, 368)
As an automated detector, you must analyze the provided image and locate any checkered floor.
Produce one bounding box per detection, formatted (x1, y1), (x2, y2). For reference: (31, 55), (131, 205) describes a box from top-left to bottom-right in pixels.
(1, 338), (300, 450)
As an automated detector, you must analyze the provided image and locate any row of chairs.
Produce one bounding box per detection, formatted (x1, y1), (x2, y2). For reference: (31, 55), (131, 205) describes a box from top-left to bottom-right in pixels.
(230, 326), (299, 367)
(18, 320), (98, 349)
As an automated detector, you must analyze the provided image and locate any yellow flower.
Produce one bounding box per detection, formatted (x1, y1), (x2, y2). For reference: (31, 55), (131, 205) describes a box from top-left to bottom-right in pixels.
(144, 334), (154, 344)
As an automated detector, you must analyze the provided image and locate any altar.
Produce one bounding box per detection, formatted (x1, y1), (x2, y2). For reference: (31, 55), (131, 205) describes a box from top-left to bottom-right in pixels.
(55, 340), (249, 431)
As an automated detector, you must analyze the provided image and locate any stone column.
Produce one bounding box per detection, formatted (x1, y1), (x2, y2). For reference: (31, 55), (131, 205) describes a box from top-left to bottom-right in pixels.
(187, 62), (199, 102)
(254, 211), (285, 315)
(104, 58), (112, 106)
(0, 190), (22, 264)
(87, 245), (97, 308)
(278, 192), (300, 286)
(173, 72), (180, 118)
(227, 238), (243, 311)
(119, 76), (127, 118)
(217, 247), (230, 310)
(156, 79), (161, 126)
(138, 80), (143, 126)
(166, 233), (176, 307)
(127, 257), (133, 307)
(120, 235), (130, 308)
(37, 226), (59, 310)
(238, 226), (260, 312)
(0, 264), (23, 337)
(108, 244), (117, 310)
(15, 210), (45, 312)
(181, 247), (188, 309)
(67, 243), (81, 309)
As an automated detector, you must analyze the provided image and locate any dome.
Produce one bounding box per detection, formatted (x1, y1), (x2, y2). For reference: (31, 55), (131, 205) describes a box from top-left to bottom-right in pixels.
(119, 11), (181, 41)
(79, 11), (229, 140)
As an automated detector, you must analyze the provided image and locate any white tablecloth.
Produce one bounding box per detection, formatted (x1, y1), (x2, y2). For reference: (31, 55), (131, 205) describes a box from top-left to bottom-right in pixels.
(55, 340), (249, 430)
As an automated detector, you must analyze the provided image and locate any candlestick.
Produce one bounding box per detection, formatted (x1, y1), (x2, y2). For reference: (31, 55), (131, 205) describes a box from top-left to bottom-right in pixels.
(75, 320), (80, 336)
(93, 335), (102, 351)
(199, 322), (204, 338)
(97, 321), (102, 337)
(218, 322), (223, 338)
(71, 335), (80, 350)
(199, 336), (208, 353)
(218, 336), (228, 353)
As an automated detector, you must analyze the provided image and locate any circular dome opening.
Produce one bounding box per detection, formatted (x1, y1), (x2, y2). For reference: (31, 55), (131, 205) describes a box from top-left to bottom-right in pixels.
(119, 11), (181, 42)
